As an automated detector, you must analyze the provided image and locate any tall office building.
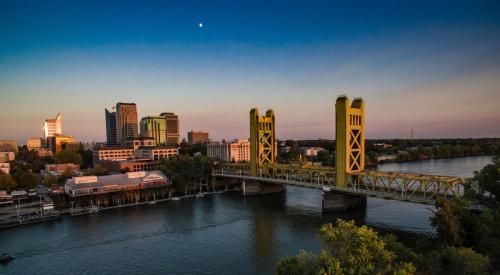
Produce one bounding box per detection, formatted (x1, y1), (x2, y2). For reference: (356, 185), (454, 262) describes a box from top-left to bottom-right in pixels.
(140, 116), (167, 145)
(44, 113), (62, 139)
(160, 112), (179, 145)
(187, 130), (209, 144)
(105, 108), (117, 146)
(47, 134), (77, 154)
(116, 103), (138, 146)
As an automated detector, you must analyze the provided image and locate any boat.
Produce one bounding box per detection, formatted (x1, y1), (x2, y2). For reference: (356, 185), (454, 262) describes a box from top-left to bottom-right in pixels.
(196, 193), (205, 198)
(172, 197), (181, 201)
(0, 253), (13, 264)
(147, 201), (157, 205)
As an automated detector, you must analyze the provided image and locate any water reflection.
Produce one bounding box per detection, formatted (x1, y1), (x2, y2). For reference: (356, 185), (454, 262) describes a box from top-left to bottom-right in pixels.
(0, 156), (491, 275)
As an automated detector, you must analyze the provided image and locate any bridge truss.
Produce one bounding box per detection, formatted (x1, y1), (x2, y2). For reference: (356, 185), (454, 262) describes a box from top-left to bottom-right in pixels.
(213, 163), (463, 204)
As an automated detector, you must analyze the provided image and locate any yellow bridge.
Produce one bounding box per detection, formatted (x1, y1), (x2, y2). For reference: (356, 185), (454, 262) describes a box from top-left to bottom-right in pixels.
(213, 163), (463, 205)
(212, 95), (464, 209)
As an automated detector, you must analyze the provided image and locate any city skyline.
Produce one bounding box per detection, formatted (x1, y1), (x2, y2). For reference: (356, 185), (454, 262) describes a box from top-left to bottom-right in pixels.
(1, 1), (500, 144)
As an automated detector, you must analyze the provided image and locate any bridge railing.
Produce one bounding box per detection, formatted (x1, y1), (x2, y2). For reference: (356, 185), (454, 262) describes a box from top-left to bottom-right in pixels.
(213, 163), (464, 203)
(348, 171), (463, 201)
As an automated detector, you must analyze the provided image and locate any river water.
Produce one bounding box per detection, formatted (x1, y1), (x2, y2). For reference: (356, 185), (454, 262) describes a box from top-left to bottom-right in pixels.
(0, 156), (492, 275)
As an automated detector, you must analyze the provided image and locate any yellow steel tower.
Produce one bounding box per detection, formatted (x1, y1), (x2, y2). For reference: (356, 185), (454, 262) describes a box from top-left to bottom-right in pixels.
(335, 96), (365, 187)
(250, 108), (276, 177)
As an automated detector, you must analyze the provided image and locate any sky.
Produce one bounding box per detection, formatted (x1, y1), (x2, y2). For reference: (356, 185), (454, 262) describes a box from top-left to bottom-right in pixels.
(1, 0), (500, 144)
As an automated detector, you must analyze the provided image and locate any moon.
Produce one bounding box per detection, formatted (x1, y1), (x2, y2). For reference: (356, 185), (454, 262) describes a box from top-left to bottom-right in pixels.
(198, 22), (203, 28)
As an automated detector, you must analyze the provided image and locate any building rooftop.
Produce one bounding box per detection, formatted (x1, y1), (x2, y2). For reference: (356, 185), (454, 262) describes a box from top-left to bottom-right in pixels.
(94, 146), (134, 151)
(117, 158), (159, 163)
(137, 146), (178, 150)
(65, 171), (170, 196)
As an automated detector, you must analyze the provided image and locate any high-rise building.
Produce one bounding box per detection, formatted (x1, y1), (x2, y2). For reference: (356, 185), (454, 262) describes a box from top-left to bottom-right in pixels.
(47, 134), (77, 154)
(44, 113), (62, 139)
(140, 116), (167, 145)
(139, 112), (179, 146)
(187, 131), (209, 144)
(116, 103), (138, 146)
(160, 112), (179, 146)
(105, 108), (117, 146)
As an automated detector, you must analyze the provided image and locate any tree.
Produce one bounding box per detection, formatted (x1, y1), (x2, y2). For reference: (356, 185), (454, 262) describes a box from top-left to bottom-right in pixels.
(88, 164), (107, 176)
(316, 150), (334, 167)
(422, 246), (490, 275)
(0, 174), (18, 190)
(276, 219), (415, 275)
(12, 170), (40, 189)
(44, 174), (60, 188)
(473, 156), (500, 205)
(54, 150), (83, 166)
(431, 199), (465, 246)
(159, 155), (213, 192)
(431, 198), (500, 268)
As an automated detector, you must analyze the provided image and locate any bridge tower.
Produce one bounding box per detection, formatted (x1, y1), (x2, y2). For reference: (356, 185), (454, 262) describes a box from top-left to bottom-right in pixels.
(250, 108), (276, 177)
(335, 96), (365, 186)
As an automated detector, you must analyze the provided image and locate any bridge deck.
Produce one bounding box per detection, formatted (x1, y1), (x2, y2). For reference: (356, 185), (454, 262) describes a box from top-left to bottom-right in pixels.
(213, 164), (463, 204)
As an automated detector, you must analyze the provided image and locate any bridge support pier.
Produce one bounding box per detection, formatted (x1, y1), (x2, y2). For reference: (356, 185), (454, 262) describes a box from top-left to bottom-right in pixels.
(242, 180), (285, 196)
(322, 191), (366, 212)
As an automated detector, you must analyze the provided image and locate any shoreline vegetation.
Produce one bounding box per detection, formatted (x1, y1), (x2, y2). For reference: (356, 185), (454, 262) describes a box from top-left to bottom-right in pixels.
(277, 156), (500, 275)
(276, 138), (500, 168)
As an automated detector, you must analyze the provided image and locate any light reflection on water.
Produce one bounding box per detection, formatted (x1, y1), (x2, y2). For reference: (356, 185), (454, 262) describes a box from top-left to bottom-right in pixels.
(0, 156), (493, 275)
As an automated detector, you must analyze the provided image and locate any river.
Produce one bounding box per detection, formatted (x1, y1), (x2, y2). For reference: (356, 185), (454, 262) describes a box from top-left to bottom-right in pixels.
(0, 156), (492, 275)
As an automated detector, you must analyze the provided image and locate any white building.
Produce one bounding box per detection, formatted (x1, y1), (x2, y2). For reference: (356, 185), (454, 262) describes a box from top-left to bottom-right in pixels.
(300, 147), (326, 157)
(93, 147), (135, 165)
(65, 171), (170, 197)
(135, 147), (178, 160)
(93, 137), (178, 165)
(207, 139), (250, 162)
(44, 113), (62, 139)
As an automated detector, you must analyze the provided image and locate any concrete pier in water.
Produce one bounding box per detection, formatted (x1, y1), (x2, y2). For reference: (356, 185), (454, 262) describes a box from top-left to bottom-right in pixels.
(322, 191), (367, 212)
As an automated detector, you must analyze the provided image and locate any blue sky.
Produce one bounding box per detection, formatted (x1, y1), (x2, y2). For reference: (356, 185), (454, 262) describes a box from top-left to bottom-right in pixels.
(1, 0), (500, 144)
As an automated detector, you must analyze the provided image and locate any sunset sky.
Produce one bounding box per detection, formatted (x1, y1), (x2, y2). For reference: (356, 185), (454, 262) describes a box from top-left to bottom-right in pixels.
(1, 0), (500, 144)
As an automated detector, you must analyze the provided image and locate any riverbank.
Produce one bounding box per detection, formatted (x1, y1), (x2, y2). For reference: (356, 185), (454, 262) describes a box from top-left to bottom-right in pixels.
(0, 186), (242, 230)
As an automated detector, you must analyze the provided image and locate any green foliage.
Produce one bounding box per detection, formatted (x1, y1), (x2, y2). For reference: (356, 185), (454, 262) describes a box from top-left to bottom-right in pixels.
(276, 250), (319, 275)
(88, 164), (108, 176)
(431, 198), (500, 268)
(431, 199), (466, 246)
(12, 170), (40, 189)
(473, 156), (500, 205)
(179, 140), (207, 156)
(76, 148), (93, 169)
(316, 150), (334, 167)
(54, 150), (83, 166)
(276, 219), (415, 275)
(422, 246), (490, 275)
(382, 234), (418, 264)
(44, 174), (60, 188)
(159, 155), (213, 191)
(0, 174), (18, 190)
